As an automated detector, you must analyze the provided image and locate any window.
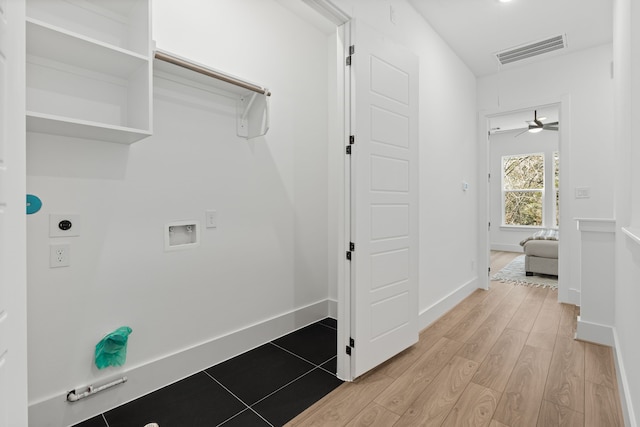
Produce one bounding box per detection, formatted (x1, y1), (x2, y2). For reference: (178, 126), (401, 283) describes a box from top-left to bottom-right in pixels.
(554, 151), (559, 226)
(502, 153), (545, 226)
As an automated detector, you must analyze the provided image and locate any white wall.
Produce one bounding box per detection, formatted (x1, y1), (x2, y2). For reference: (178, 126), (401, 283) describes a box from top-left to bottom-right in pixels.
(333, 0), (479, 326)
(489, 130), (559, 252)
(613, 0), (640, 424)
(478, 44), (614, 302)
(26, 0), (330, 423)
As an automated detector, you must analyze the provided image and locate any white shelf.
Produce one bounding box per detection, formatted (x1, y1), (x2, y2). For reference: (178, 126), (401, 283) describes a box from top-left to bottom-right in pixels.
(26, 18), (148, 78)
(27, 111), (151, 144)
(25, 0), (151, 144)
(622, 227), (640, 246)
(26, 0), (149, 55)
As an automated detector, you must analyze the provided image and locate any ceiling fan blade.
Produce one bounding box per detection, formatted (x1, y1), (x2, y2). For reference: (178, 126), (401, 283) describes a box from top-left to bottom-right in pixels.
(545, 121), (559, 126)
(514, 128), (529, 137)
(543, 126), (559, 131)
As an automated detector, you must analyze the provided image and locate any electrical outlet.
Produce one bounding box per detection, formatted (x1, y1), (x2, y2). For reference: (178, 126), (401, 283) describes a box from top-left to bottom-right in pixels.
(49, 214), (81, 237)
(50, 244), (70, 268)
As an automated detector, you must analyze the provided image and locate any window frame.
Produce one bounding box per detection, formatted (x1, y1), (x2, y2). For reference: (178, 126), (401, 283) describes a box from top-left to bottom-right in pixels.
(553, 151), (560, 228)
(501, 152), (546, 228)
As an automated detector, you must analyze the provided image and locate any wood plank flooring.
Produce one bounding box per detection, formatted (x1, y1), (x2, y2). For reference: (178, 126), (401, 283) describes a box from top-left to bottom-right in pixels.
(286, 251), (624, 427)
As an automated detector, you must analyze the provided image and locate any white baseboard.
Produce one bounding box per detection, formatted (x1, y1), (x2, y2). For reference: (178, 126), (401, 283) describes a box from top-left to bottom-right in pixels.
(612, 328), (637, 427)
(567, 288), (581, 306)
(418, 277), (479, 331)
(29, 299), (331, 427)
(576, 316), (614, 346)
(490, 243), (524, 253)
(328, 298), (337, 319)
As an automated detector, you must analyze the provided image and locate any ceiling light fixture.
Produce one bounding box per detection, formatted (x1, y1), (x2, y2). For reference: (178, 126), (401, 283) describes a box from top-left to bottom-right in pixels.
(528, 127), (543, 133)
(498, 0), (512, 3)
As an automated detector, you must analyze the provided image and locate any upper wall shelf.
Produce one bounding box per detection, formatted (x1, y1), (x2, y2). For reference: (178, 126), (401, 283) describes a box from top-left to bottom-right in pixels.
(25, 0), (152, 144)
(26, 18), (148, 77)
(153, 49), (270, 139)
(26, 0), (149, 55)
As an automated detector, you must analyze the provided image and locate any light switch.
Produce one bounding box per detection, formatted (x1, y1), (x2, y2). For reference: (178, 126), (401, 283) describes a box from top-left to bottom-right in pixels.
(205, 210), (217, 229)
(575, 187), (591, 199)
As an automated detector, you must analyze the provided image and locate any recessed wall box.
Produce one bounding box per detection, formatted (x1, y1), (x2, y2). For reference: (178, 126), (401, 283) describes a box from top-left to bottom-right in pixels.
(49, 214), (81, 237)
(165, 220), (200, 251)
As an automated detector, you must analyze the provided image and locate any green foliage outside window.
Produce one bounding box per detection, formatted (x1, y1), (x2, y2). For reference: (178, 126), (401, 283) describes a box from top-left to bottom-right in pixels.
(503, 154), (544, 226)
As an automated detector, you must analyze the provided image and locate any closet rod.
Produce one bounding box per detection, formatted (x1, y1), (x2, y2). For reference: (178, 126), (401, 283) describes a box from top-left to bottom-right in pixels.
(154, 50), (271, 97)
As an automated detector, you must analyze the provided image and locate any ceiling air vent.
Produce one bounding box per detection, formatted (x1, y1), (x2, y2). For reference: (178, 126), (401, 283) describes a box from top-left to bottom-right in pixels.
(496, 35), (567, 65)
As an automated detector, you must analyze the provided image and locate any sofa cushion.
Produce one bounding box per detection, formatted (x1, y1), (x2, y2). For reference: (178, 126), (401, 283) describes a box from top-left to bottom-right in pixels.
(523, 239), (558, 258)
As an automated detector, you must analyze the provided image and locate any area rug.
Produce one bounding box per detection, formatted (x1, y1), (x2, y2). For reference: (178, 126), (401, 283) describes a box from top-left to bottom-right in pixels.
(491, 255), (558, 289)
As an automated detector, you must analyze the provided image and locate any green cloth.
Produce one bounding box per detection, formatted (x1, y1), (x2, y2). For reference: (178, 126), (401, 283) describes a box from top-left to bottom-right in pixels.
(95, 326), (132, 369)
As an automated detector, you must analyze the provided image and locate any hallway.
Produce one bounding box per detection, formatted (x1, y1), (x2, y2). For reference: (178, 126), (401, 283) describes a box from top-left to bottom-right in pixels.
(287, 252), (624, 426)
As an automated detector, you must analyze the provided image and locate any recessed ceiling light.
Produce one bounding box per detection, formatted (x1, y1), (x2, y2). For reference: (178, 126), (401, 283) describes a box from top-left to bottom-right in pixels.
(499, 0), (512, 3)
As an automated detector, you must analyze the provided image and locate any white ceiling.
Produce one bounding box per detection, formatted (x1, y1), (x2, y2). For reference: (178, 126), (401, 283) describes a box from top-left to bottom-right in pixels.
(407, 0), (613, 77)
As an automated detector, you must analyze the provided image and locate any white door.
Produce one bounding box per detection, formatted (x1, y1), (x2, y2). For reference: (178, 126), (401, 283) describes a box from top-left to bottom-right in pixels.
(350, 21), (419, 378)
(0, 0), (28, 425)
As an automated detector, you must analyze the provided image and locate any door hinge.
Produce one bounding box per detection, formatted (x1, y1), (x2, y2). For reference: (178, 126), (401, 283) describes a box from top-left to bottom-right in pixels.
(349, 135), (355, 144)
(346, 45), (355, 66)
(488, 267), (491, 275)
(350, 242), (355, 251)
(488, 221), (491, 231)
(488, 173), (491, 182)
(346, 251), (352, 261)
(349, 337), (355, 348)
(346, 146), (352, 155)
(346, 345), (352, 355)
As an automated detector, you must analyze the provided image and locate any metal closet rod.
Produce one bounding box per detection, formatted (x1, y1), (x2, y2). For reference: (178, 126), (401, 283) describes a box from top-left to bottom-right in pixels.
(154, 50), (271, 97)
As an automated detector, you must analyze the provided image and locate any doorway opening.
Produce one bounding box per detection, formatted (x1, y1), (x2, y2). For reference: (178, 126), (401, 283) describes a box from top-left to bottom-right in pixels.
(479, 99), (572, 304)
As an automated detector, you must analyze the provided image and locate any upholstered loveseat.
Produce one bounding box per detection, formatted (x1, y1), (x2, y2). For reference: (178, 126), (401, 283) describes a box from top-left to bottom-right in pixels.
(520, 229), (559, 277)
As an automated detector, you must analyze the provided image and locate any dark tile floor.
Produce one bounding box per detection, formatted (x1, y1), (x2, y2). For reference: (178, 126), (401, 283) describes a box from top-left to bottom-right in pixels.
(73, 318), (341, 427)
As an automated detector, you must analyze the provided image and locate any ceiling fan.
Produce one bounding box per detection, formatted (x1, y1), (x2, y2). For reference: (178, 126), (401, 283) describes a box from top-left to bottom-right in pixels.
(515, 110), (559, 137)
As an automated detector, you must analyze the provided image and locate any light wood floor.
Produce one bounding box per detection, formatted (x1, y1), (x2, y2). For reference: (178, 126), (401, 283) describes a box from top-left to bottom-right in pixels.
(286, 251), (624, 427)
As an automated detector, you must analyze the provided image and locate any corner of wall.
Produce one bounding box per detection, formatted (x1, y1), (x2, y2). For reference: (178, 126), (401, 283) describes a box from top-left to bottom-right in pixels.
(613, 327), (638, 427)
(418, 276), (478, 330)
(28, 299), (331, 427)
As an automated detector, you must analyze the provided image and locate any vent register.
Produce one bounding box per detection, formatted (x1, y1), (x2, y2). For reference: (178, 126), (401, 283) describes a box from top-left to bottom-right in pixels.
(496, 35), (566, 65)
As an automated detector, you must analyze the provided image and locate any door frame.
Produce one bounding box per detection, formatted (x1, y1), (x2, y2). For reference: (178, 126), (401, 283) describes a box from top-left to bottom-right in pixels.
(477, 94), (574, 304)
(302, 0), (353, 381)
(314, 1), (421, 381)
(336, 19), (352, 381)
(1, 0), (29, 425)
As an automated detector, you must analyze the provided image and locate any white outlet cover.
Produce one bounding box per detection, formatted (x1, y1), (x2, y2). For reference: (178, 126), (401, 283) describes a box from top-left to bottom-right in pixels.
(49, 214), (81, 237)
(575, 187), (591, 199)
(50, 243), (70, 268)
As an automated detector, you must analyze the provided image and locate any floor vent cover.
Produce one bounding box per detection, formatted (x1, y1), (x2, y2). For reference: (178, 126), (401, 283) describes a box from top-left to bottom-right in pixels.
(496, 34), (567, 65)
